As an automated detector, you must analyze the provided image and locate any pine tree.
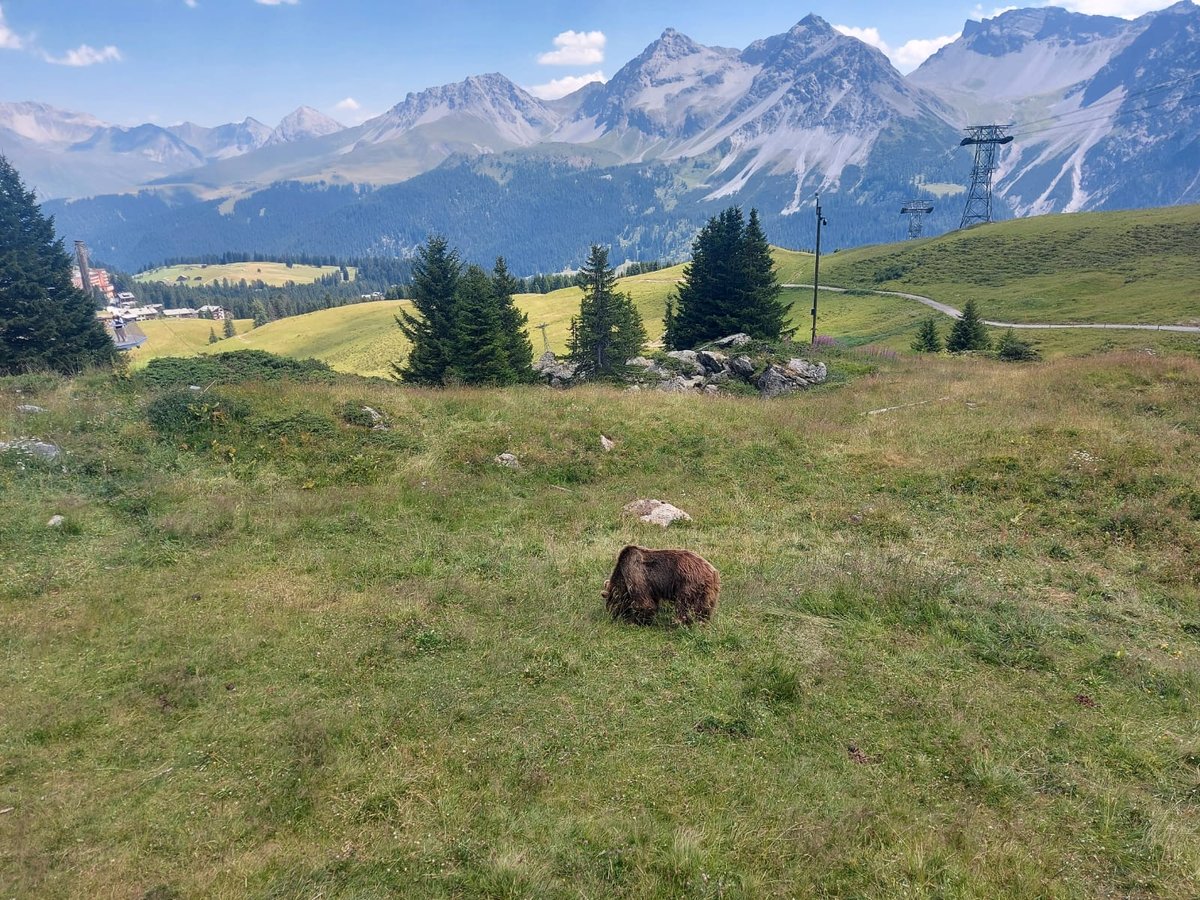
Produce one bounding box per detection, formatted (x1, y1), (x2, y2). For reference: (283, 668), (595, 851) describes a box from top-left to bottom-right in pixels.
(394, 236), (461, 384)
(223, 315), (235, 339)
(996, 327), (1039, 361)
(491, 257), (534, 382)
(911, 316), (943, 352)
(208, 326), (219, 344)
(567, 245), (646, 378)
(251, 299), (269, 328)
(946, 298), (991, 352)
(667, 206), (786, 349)
(451, 265), (513, 385)
(0, 155), (116, 375)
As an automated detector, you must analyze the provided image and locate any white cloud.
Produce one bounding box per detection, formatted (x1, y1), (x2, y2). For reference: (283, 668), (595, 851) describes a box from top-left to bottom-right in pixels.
(893, 34), (960, 70)
(1045, 0), (1180, 17)
(184, 0), (198, 8)
(44, 44), (123, 66)
(833, 25), (889, 53)
(0, 4), (23, 50)
(537, 30), (606, 66)
(527, 71), (606, 100)
(835, 23), (959, 73)
(256, 0), (299, 5)
(334, 97), (360, 112)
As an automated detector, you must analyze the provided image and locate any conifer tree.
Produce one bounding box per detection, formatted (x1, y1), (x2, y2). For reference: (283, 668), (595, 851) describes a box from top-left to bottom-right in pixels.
(0, 155), (116, 375)
(911, 316), (943, 352)
(667, 206), (786, 349)
(491, 257), (535, 382)
(946, 298), (991, 352)
(451, 265), (513, 385)
(223, 315), (236, 339)
(996, 327), (1039, 361)
(567, 245), (646, 378)
(208, 326), (219, 344)
(394, 236), (462, 384)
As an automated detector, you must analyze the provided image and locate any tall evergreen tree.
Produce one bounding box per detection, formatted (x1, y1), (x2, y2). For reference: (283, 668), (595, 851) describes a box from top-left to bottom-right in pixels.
(946, 298), (991, 352)
(911, 316), (943, 352)
(0, 155), (116, 375)
(667, 206), (787, 349)
(491, 256), (535, 382)
(567, 245), (646, 378)
(451, 265), (513, 385)
(394, 236), (462, 384)
(223, 315), (236, 339)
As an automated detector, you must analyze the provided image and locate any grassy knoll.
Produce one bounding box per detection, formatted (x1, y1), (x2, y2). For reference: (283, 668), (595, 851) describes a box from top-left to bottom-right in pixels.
(135, 261), (356, 288)
(796, 204), (1200, 326)
(3, 350), (1200, 897)
(126, 317), (255, 364)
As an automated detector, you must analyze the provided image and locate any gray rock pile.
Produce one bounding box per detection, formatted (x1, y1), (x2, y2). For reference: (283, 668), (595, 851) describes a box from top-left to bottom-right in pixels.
(532, 335), (827, 397)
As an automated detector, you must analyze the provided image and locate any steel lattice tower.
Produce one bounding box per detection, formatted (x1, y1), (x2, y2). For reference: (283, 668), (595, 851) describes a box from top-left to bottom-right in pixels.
(901, 201), (934, 239)
(958, 125), (1013, 229)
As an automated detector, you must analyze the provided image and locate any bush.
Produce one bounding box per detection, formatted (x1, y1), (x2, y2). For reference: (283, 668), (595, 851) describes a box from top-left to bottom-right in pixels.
(146, 389), (245, 441)
(996, 328), (1040, 361)
(137, 350), (334, 388)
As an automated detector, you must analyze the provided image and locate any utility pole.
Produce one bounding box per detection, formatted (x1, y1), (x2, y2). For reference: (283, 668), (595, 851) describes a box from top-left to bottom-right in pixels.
(74, 241), (95, 302)
(958, 125), (1013, 229)
(536, 322), (550, 353)
(811, 194), (828, 346)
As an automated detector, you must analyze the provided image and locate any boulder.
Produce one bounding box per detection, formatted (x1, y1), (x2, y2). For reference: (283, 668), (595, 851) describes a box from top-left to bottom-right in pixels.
(0, 439), (61, 460)
(47, 514), (65, 528)
(729, 356), (756, 378)
(665, 350), (704, 373)
(533, 351), (578, 383)
(658, 375), (703, 394)
(711, 333), (751, 348)
(622, 498), (693, 528)
(626, 356), (655, 369)
(600, 435), (616, 452)
(756, 358), (828, 397)
(696, 350), (729, 374)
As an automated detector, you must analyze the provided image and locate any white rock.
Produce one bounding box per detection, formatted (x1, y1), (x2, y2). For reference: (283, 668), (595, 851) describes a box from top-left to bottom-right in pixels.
(16, 405), (46, 414)
(494, 452), (520, 469)
(600, 435), (616, 452)
(47, 514), (65, 528)
(622, 498), (693, 527)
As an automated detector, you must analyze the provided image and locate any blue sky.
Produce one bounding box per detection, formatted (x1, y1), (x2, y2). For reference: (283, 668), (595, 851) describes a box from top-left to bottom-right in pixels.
(0, 0), (1182, 127)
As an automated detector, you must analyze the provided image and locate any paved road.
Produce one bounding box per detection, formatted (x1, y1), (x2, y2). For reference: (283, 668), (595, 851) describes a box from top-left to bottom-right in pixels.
(780, 284), (1200, 334)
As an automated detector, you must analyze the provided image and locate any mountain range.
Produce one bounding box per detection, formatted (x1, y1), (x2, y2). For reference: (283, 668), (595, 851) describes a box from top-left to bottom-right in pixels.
(4, 3), (1195, 273)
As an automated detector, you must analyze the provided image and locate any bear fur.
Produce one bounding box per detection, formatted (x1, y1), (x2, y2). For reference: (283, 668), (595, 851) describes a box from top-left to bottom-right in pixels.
(602, 545), (720, 625)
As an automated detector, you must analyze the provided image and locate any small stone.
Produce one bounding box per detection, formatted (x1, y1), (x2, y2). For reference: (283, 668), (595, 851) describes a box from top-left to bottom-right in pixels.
(0, 439), (61, 460)
(47, 514), (65, 528)
(622, 498), (693, 527)
(361, 406), (384, 424)
(494, 452), (520, 469)
(703, 384), (720, 395)
(600, 435), (616, 452)
(626, 356), (655, 368)
(696, 350), (729, 374)
(188, 385), (203, 392)
(16, 404), (46, 414)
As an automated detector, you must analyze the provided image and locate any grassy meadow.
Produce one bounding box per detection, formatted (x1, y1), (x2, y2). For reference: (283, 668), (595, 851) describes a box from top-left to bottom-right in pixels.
(134, 261), (356, 288)
(3, 348), (1200, 897)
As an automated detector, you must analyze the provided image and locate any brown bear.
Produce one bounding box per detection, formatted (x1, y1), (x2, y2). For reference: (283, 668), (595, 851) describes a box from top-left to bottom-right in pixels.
(602, 545), (720, 625)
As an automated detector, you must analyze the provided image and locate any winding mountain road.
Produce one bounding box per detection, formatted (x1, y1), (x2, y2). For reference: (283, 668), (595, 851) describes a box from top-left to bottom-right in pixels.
(780, 284), (1200, 334)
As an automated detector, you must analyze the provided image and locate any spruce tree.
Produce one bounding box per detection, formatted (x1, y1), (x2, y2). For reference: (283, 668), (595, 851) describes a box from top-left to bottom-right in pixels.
(223, 316), (235, 339)
(667, 206), (787, 349)
(996, 327), (1039, 361)
(208, 327), (219, 344)
(567, 245), (646, 378)
(911, 316), (943, 352)
(451, 265), (513, 385)
(0, 155), (116, 375)
(394, 236), (462, 384)
(490, 257), (535, 382)
(946, 298), (991, 352)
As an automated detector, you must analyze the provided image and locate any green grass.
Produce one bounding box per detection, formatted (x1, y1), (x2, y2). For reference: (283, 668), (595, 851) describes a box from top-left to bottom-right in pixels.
(797, 204), (1200, 326)
(134, 261), (356, 288)
(127, 317), (255, 365)
(3, 350), (1200, 896)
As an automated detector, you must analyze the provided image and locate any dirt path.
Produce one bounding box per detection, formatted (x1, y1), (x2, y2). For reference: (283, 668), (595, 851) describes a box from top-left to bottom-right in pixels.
(780, 284), (1200, 334)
